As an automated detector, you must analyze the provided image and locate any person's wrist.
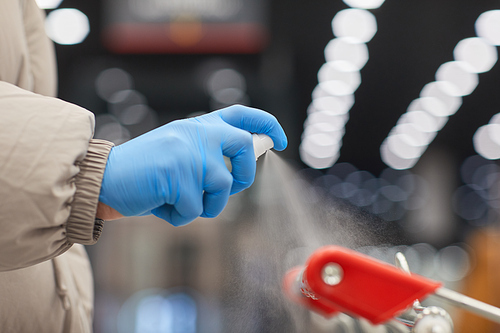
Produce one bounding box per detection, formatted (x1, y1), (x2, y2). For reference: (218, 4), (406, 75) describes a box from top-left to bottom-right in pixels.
(96, 201), (124, 221)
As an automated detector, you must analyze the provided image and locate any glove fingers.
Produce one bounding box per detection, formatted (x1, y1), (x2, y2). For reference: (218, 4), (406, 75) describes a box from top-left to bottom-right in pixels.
(218, 105), (288, 151)
(152, 187), (203, 226)
(152, 204), (200, 227)
(152, 205), (176, 224)
(220, 128), (256, 194)
(228, 153), (255, 194)
(201, 163), (233, 218)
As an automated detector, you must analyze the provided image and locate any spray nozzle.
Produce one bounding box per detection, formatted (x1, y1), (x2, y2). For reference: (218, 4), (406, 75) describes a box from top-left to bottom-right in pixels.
(252, 133), (274, 160)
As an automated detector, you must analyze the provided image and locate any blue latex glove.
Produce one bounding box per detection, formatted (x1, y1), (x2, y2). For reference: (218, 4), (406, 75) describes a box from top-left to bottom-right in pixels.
(99, 105), (287, 226)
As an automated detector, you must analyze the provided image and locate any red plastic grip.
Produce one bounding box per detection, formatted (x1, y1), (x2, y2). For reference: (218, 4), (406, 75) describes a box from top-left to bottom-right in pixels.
(302, 246), (442, 324)
(282, 266), (340, 318)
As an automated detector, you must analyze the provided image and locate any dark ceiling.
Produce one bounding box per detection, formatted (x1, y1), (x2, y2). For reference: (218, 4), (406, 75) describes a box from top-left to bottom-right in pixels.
(54, 0), (500, 177)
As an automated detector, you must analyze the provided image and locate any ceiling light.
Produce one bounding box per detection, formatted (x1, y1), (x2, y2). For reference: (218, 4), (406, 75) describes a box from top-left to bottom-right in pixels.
(332, 9), (378, 43)
(475, 10), (500, 46)
(435, 61), (479, 96)
(453, 37), (498, 73)
(324, 37), (369, 70)
(342, 0), (385, 10)
(45, 8), (90, 45)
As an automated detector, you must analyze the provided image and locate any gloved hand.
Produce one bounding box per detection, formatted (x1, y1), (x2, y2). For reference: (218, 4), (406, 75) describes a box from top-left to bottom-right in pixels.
(98, 104), (287, 226)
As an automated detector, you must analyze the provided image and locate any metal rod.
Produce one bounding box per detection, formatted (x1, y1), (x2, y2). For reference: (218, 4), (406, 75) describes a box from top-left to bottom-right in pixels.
(395, 252), (411, 275)
(391, 317), (414, 328)
(433, 287), (500, 323)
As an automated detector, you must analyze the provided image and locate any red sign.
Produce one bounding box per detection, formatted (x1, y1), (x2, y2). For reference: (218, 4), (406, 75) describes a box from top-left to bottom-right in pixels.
(102, 0), (269, 54)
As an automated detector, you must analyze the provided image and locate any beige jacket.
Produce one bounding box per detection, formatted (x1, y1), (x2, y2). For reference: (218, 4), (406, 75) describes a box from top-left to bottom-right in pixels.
(0, 1), (113, 331)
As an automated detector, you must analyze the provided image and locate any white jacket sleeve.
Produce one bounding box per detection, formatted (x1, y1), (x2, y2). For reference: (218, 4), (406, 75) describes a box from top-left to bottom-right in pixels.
(0, 81), (113, 271)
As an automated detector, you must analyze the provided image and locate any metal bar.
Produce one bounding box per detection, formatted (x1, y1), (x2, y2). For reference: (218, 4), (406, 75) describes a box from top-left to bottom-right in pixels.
(390, 318), (414, 328)
(433, 287), (500, 323)
(395, 252), (411, 275)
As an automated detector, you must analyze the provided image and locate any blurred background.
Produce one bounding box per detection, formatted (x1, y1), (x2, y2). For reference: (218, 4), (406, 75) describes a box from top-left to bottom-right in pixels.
(37, 0), (500, 332)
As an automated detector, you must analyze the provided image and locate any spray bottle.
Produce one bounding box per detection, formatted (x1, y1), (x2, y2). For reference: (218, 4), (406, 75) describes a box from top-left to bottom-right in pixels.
(224, 133), (273, 173)
(252, 133), (274, 160)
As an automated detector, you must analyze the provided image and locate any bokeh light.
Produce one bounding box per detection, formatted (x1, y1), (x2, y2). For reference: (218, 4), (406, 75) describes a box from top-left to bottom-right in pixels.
(117, 289), (207, 333)
(109, 90), (147, 114)
(331, 9), (378, 43)
(489, 113), (500, 125)
(300, 161), (431, 223)
(302, 4), (382, 169)
(317, 61), (361, 95)
(301, 133), (341, 158)
(301, 105), (348, 170)
(342, 0), (385, 10)
(206, 69), (246, 96)
(380, 141), (419, 170)
(409, 243), (437, 277)
(299, 145), (340, 170)
(356, 243), (471, 283)
(305, 110), (348, 129)
(435, 246), (471, 282)
(455, 155), (500, 226)
(412, 99), (446, 125)
(95, 114), (131, 145)
(302, 122), (345, 142)
(95, 68), (135, 102)
(311, 84), (330, 99)
(324, 37), (369, 70)
(45, 8), (90, 45)
(402, 108), (443, 134)
(312, 96), (351, 116)
(453, 185), (489, 221)
(407, 99), (449, 130)
(36, 0), (63, 9)
(381, 10), (500, 170)
(120, 104), (152, 126)
(453, 37), (498, 73)
(329, 162), (359, 179)
(330, 181), (358, 199)
(420, 81), (462, 116)
(213, 88), (246, 105)
(475, 10), (500, 46)
(206, 68), (249, 109)
(461, 155), (489, 185)
(312, 84), (355, 109)
(472, 164), (500, 192)
(435, 61), (479, 96)
(386, 133), (426, 159)
(392, 123), (433, 146)
(94, 68), (159, 141)
(473, 124), (500, 160)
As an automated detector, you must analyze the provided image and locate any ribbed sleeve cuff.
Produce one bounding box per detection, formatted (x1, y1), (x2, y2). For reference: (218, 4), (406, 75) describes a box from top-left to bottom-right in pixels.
(67, 139), (114, 245)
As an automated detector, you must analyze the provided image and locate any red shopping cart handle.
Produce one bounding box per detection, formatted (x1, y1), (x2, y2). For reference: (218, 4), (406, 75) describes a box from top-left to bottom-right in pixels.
(283, 266), (340, 318)
(286, 245), (442, 324)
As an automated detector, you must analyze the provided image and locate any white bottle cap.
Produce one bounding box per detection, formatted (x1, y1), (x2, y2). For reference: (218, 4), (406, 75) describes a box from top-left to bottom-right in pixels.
(252, 133), (274, 160)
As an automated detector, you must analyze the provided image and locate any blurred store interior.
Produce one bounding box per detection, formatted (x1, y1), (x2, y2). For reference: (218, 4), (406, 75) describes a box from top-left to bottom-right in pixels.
(38, 0), (500, 332)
